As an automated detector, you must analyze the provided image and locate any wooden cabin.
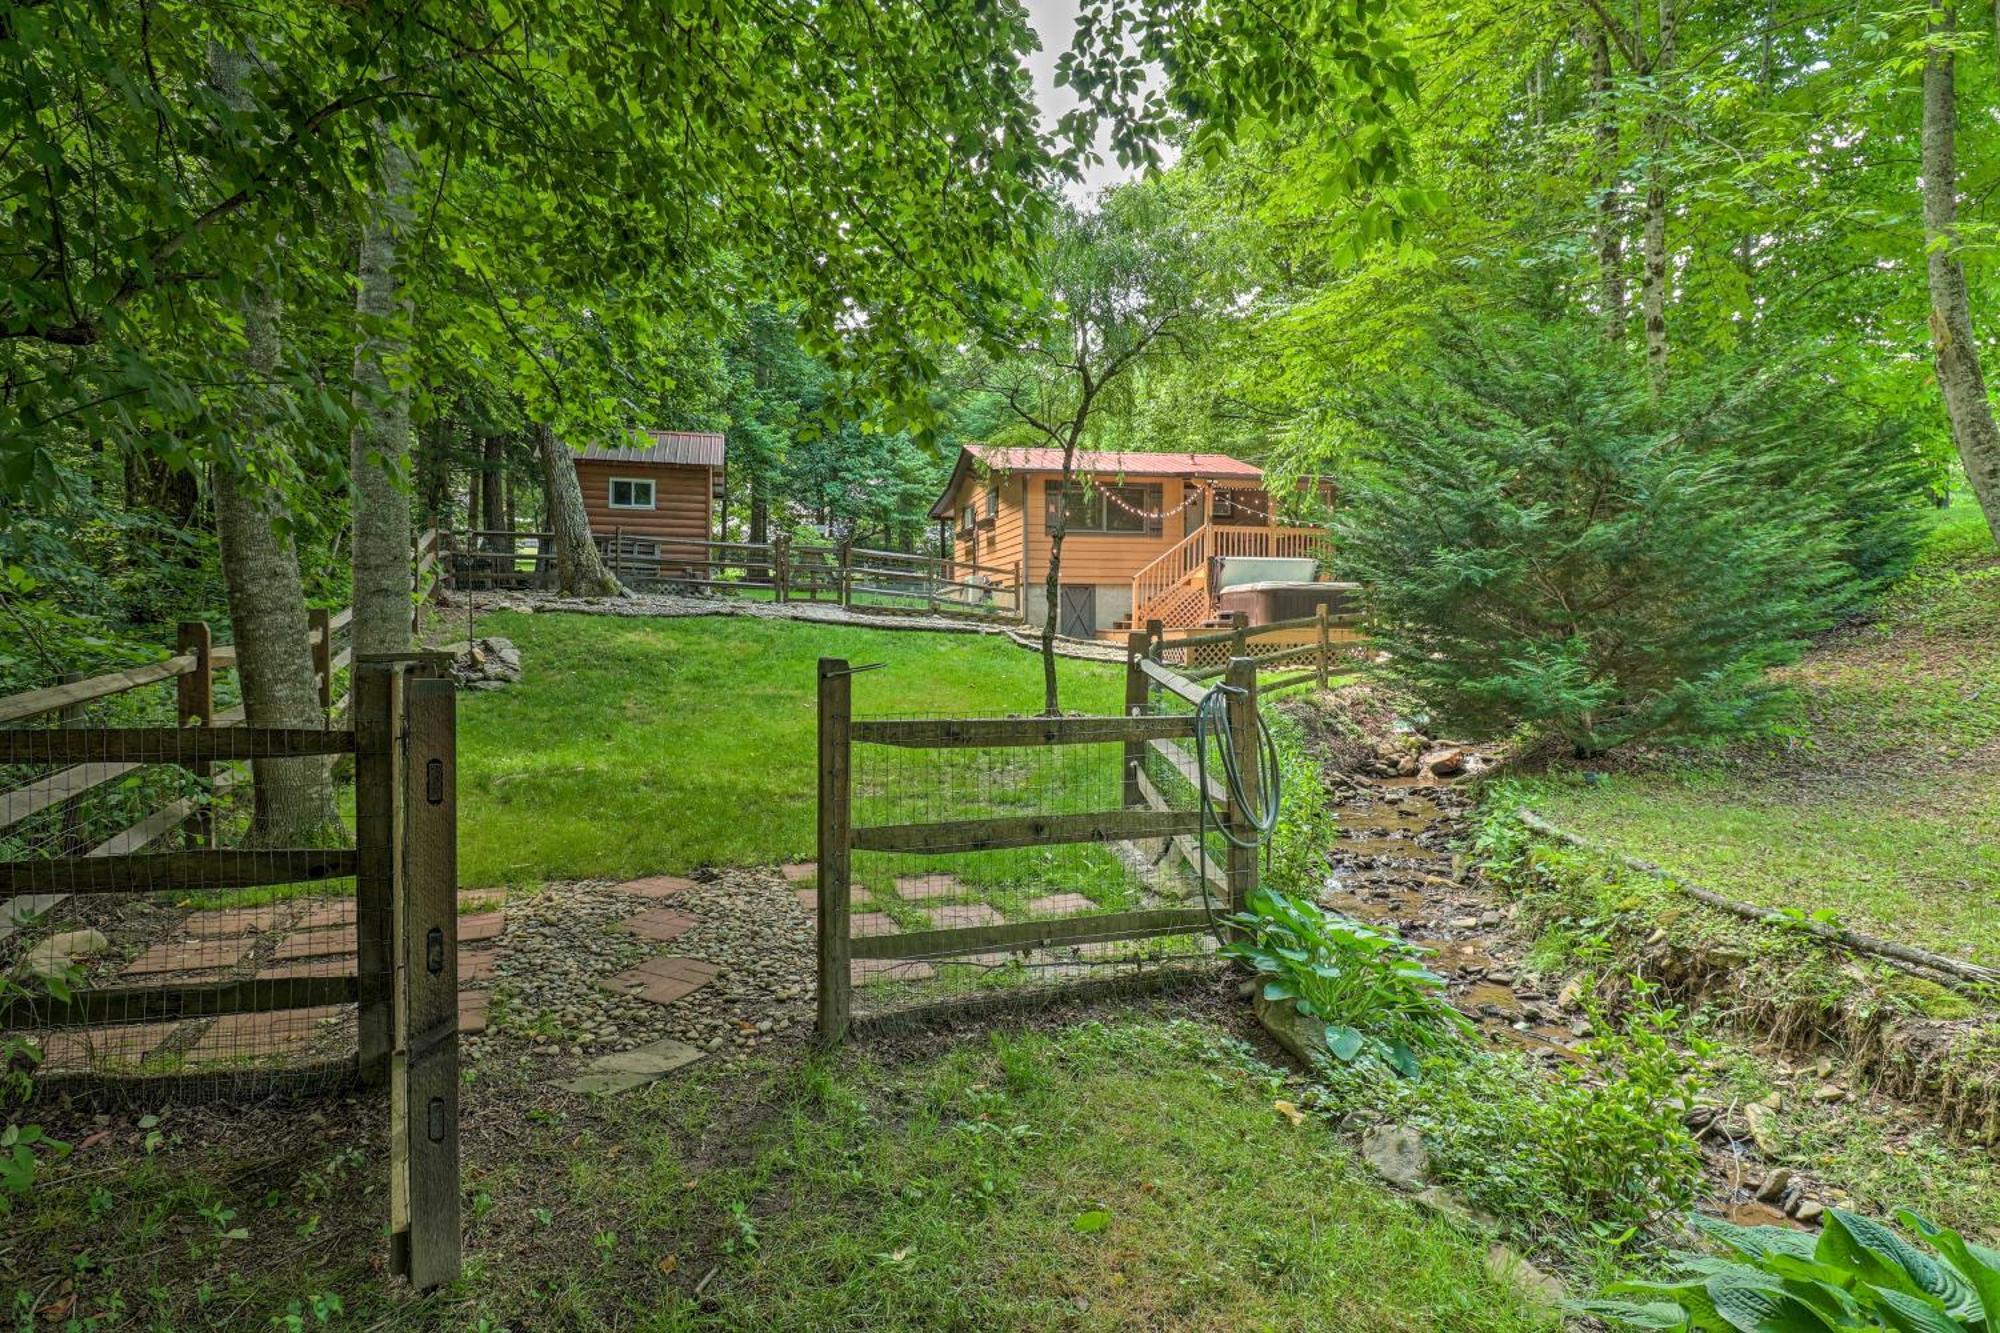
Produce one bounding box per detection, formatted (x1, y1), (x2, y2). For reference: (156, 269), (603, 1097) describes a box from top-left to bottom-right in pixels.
(574, 431), (725, 566)
(928, 445), (1332, 637)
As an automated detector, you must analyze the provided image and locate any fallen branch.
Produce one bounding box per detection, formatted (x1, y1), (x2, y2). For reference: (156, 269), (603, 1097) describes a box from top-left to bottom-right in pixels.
(1514, 809), (2000, 998)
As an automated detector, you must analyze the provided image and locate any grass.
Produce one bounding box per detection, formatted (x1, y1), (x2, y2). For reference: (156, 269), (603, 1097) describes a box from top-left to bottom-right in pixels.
(455, 612), (1123, 887)
(1500, 494), (2000, 966)
(11, 1015), (1558, 1330)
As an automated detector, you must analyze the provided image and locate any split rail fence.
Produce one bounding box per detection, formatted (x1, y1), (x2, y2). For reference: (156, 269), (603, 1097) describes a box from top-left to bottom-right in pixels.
(444, 528), (1022, 619)
(0, 659), (462, 1287)
(814, 649), (1264, 1042)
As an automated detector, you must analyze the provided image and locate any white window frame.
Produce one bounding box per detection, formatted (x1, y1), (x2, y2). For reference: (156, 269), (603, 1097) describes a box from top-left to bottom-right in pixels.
(608, 476), (656, 510)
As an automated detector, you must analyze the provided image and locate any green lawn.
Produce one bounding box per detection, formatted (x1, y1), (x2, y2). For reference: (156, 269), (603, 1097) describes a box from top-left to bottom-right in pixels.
(15, 1016), (1557, 1330)
(1503, 495), (2000, 966)
(457, 612), (1124, 887)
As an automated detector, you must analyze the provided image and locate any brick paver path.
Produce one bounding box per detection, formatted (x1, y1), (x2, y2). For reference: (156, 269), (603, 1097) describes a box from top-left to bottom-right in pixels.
(619, 908), (696, 943)
(597, 955), (721, 1005)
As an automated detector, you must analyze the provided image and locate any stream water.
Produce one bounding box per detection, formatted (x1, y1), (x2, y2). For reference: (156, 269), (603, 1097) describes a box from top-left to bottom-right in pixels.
(1317, 771), (1805, 1228)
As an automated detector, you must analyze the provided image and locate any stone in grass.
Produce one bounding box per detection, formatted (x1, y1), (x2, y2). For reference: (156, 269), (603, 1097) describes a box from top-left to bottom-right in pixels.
(18, 929), (109, 982)
(560, 1037), (706, 1095)
(1359, 1124), (1430, 1190)
(1485, 1243), (1565, 1307)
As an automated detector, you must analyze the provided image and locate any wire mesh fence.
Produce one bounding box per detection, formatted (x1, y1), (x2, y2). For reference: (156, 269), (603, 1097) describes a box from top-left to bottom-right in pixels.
(822, 652), (1259, 1035)
(2, 718), (379, 1106)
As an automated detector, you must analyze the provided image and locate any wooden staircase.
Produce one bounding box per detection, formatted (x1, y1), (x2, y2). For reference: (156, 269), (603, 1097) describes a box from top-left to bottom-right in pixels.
(1112, 524), (1335, 635)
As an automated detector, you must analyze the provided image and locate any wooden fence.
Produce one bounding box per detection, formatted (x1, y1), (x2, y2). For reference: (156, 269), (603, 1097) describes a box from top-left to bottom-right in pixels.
(0, 660), (461, 1288)
(443, 528), (1023, 619)
(814, 651), (1261, 1043)
(1142, 605), (1370, 687)
(0, 531), (439, 901)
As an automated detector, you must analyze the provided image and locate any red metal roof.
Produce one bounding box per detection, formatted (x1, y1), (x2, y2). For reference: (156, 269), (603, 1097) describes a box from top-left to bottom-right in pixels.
(574, 430), (725, 468)
(930, 445), (1263, 517)
(964, 445), (1262, 479)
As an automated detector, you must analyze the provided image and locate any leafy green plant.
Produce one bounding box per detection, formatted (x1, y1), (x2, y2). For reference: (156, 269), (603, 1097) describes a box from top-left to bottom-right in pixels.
(1, 962), (74, 1212)
(1221, 886), (1471, 1078)
(1582, 1207), (2000, 1331)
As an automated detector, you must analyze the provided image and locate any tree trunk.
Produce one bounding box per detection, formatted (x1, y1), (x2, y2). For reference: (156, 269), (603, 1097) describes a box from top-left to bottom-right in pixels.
(208, 44), (338, 844)
(533, 422), (628, 596)
(1588, 25), (1625, 339)
(1640, 0), (1676, 393)
(349, 129), (415, 660)
(482, 435), (506, 551)
(1040, 447), (1079, 716)
(1923, 6), (2000, 544)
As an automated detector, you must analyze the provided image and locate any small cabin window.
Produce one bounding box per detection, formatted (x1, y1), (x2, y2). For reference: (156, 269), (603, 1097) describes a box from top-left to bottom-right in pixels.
(985, 486), (999, 519)
(609, 477), (656, 510)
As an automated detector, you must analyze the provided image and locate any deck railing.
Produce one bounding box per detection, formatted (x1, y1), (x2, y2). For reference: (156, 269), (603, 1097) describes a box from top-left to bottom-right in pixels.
(1128, 525), (1335, 630)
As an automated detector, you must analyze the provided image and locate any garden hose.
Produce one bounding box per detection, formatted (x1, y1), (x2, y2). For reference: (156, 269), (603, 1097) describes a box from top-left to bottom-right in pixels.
(1190, 681), (1282, 942)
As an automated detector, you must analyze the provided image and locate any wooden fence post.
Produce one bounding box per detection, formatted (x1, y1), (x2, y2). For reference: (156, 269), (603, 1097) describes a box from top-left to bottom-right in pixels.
(392, 671), (461, 1289)
(1229, 611), (1249, 667)
(308, 609), (332, 719)
(816, 658), (853, 1044)
(838, 542), (854, 608)
(176, 622), (214, 849)
(1316, 602), (1330, 689)
(1223, 656), (1260, 915)
(774, 535), (790, 604)
(352, 659), (403, 1087)
(1123, 632), (1149, 808)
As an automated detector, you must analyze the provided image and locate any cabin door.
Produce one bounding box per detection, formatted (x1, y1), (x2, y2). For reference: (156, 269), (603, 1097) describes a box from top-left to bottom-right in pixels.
(1058, 585), (1096, 639)
(1185, 488), (1205, 537)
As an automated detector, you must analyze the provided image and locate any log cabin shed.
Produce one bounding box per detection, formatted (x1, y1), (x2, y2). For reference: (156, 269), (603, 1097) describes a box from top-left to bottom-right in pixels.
(574, 430), (725, 557)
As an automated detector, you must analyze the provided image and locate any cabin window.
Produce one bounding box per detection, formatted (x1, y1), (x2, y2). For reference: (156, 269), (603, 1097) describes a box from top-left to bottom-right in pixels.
(985, 486), (999, 520)
(609, 477), (656, 510)
(1046, 481), (1161, 535)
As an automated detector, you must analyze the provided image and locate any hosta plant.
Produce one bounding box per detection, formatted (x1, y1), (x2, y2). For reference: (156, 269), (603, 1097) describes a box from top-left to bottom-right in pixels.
(1580, 1207), (2000, 1331)
(1221, 886), (1472, 1079)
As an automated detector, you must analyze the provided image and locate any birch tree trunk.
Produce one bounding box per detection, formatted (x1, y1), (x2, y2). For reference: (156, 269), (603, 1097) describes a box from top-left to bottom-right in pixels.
(1639, 0), (1676, 393)
(349, 129), (415, 660)
(533, 422), (628, 596)
(208, 44), (338, 844)
(1923, 6), (2000, 544)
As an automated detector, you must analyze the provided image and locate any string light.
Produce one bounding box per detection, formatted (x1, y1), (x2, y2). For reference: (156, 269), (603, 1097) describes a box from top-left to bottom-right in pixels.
(1083, 478), (1270, 523)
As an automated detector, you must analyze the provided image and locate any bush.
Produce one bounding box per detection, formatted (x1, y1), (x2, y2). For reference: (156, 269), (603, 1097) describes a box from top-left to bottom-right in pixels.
(1335, 313), (1926, 754)
(1221, 886), (1471, 1077)
(1582, 1207), (2000, 1331)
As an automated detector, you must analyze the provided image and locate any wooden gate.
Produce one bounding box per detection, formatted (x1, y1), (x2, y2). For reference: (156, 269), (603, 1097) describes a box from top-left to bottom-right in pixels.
(813, 652), (1262, 1043)
(0, 657), (461, 1289)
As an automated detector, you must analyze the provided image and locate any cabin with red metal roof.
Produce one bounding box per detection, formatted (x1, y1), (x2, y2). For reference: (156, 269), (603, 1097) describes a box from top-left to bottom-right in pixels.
(928, 445), (1331, 637)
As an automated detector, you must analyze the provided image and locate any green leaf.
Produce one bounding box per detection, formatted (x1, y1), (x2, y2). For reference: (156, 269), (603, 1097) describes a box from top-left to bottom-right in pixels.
(1705, 1278), (1839, 1332)
(1567, 1299), (1695, 1330)
(1324, 1024), (1365, 1061)
(1071, 1208), (1112, 1233)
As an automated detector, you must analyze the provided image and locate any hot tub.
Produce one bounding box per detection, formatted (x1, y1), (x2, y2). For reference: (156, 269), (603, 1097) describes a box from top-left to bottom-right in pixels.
(1218, 579), (1359, 624)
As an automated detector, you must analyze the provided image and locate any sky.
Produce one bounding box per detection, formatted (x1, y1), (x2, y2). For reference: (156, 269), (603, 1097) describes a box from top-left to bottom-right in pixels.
(1022, 0), (1168, 200)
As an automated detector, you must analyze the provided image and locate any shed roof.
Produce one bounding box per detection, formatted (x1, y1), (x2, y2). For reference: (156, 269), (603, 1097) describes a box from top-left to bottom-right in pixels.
(929, 445), (1263, 518)
(574, 430), (725, 468)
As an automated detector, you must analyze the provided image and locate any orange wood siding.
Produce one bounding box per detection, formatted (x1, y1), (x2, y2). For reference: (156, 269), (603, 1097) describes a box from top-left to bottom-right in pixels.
(947, 467), (1284, 588)
(950, 472), (1026, 577)
(576, 459), (712, 546)
(1025, 476), (1195, 584)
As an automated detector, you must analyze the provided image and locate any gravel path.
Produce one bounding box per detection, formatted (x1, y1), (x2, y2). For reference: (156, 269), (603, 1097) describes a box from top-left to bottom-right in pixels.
(473, 868), (814, 1071)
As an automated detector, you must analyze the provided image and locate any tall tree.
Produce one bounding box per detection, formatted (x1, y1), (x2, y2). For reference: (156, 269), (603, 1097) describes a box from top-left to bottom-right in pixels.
(349, 130), (415, 659)
(1922, 2), (2000, 542)
(207, 44), (338, 843)
(977, 188), (1239, 712)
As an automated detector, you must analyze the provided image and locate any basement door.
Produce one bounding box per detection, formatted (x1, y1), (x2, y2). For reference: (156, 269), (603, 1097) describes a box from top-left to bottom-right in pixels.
(1058, 584), (1096, 639)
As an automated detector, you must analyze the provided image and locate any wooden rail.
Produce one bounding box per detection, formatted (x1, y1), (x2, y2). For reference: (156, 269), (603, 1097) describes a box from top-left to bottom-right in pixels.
(443, 527), (1023, 619)
(816, 651), (1261, 1046)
